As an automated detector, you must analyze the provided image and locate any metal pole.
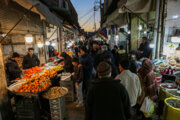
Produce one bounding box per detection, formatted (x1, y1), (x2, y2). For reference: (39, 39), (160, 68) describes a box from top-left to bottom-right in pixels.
(43, 21), (47, 62)
(100, 0), (102, 27)
(128, 13), (132, 53)
(152, 0), (161, 59)
(94, 6), (96, 32)
(160, 0), (166, 57)
(156, 0), (162, 58)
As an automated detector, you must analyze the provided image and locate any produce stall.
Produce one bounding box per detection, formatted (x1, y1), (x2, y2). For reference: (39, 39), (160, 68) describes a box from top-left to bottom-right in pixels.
(163, 97), (180, 120)
(158, 82), (180, 115)
(6, 61), (73, 119)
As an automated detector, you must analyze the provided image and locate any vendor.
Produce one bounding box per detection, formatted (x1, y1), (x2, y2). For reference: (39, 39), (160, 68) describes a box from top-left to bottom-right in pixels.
(137, 37), (152, 59)
(22, 48), (40, 69)
(6, 52), (22, 85)
(60, 52), (74, 73)
(48, 43), (55, 58)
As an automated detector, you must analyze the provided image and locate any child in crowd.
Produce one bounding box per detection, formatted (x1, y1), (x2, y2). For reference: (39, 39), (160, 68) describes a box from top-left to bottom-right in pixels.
(72, 57), (84, 107)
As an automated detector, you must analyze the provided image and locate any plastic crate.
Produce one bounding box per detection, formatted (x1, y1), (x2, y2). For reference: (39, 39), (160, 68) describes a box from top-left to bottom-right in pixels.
(14, 97), (41, 120)
(49, 96), (66, 120)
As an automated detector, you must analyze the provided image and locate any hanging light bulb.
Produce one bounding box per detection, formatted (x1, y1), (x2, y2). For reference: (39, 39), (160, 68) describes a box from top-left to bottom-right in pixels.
(127, 31), (131, 34)
(115, 35), (119, 39)
(52, 42), (56, 46)
(150, 43), (155, 48)
(45, 41), (50, 46)
(37, 41), (43, 48)
(138, 25), (142, 31)
(25, 33), (33, 43)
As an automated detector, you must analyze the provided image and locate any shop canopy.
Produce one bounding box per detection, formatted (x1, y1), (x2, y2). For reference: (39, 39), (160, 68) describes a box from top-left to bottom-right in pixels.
(13, 0), (62, 27)
(103, 0), (156, 27)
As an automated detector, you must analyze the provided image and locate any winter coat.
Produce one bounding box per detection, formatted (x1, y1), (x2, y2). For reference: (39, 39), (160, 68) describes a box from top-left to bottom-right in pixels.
(22, 54), (40, 69)
(90, 49), (100, 69)
(86, 78), (131, 120)
(73, 65), (83, 83)
(138, 42), (152, 59)
(99, 51), (115, 64)
(111, 49), (119, 66)
(80, 53), (94, 80)
(48, 45), (55, 57)
(6, 59), (22, 81)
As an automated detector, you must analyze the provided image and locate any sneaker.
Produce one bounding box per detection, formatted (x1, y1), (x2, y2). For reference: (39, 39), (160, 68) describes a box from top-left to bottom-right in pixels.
(76, 103), (84, 108)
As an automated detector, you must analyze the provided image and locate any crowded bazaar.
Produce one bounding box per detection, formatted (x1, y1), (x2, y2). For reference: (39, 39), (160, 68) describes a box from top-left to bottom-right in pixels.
(0, 0), (180, 120)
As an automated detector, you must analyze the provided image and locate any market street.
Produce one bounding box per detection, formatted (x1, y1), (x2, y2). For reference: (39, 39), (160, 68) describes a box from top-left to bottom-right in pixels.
(0, 0), (180, 120)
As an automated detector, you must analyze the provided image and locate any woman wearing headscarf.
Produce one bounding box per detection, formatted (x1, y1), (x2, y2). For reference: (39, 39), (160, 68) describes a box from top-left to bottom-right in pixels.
(137, 59), (157, 120)
(137, 59), (157, 104)
(60, 52), (74, 73)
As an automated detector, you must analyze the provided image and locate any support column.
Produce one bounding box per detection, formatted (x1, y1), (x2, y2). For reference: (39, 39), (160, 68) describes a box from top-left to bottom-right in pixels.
(0, 44), (12, 120)
(128, 13), (132, 53)
(0, 44), (7, 103)
(58, 27), (63, 52)
(152, 0), (161, 59)
(159, 0), (167, 57)
(43, 21), (47, 62)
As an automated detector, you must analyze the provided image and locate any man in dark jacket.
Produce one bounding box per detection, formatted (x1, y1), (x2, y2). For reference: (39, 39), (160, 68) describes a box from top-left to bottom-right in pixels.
(99, 45), (115, 64)
(86, 62), (131, 120)
(79, 46), (94, 99)
(137, 37), (152, 59)
(22, 48), (40, 69)
(48, 44), (55, 58)
(6, 52), (22, 85)
(89, 42), (100, 69)
(103, 54), (118, 78)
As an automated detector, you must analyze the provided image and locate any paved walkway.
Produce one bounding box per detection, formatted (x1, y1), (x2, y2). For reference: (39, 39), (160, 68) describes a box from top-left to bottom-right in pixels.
(66, 102), (85, 120)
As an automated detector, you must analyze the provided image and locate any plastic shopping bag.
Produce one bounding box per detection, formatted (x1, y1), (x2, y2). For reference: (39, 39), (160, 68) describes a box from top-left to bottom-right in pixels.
(140, 97), (154, 114)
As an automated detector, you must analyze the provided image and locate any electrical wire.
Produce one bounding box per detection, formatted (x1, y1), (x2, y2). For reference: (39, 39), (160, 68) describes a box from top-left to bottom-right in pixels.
(81, 13), (94, 27)
(79, 8), (94, 20)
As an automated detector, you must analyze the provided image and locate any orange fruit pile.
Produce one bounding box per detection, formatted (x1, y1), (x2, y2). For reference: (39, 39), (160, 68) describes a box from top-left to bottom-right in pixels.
(23, 66), (43, 79)
(43, 70), (57, 78)
(14, 70), (57, 93)
(13, 74), (51, 93)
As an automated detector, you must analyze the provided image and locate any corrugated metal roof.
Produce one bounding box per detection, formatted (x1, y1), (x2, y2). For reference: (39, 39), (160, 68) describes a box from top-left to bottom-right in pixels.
(13, 0), (62, 27)
(0, 2), (43, 34)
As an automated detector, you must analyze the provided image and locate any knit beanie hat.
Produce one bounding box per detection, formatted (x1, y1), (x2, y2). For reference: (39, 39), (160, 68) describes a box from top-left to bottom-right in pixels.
(97, 62), (112, 77)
